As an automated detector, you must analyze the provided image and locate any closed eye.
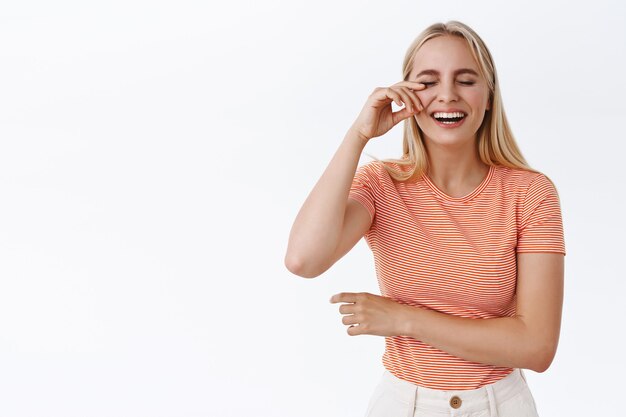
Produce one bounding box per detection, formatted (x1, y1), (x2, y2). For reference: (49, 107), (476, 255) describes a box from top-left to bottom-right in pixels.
(419, 81), (476, 86)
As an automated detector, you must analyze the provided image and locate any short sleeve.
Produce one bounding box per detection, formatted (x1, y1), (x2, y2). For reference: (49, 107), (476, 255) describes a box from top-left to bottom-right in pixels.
(517, 174), (566, 255)
(348, 162), (378, 223)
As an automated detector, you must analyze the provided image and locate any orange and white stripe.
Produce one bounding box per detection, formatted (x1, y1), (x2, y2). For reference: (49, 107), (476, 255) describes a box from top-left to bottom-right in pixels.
(349, 160), (565, 390)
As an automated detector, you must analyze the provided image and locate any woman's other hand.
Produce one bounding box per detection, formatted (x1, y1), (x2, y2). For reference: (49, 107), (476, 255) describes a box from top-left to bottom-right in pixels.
(329, 292), (415, 337)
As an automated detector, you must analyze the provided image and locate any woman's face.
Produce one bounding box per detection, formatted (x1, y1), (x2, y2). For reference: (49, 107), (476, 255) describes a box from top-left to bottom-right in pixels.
(409, 35), (491, 149)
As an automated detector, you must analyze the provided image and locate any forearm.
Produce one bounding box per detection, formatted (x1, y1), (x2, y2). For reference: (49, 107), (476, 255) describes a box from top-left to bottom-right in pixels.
(285, 129), (367, 277)
(401, 306), (544, 372)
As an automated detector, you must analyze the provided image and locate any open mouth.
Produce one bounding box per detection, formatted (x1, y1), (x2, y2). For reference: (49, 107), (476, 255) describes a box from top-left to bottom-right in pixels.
(431, 111), (467, 124)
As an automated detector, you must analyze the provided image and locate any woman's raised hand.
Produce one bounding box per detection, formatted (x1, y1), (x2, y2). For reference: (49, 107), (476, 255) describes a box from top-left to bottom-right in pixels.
(348, 81), (426, 143)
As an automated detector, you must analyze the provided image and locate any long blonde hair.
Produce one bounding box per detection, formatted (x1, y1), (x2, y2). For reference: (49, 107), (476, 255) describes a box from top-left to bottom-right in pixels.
(369, 21), (535, 181)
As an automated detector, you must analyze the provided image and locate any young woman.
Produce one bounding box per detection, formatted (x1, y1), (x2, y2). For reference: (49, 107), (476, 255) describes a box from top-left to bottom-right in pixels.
(285, 21), (565, 417)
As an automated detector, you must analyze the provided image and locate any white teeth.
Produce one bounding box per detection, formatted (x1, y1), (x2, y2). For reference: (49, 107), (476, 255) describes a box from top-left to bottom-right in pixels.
(433, 112), (466, 118)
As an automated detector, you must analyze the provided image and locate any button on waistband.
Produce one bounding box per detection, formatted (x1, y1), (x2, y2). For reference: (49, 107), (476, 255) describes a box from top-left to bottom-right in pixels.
(449, 395), (462, 409)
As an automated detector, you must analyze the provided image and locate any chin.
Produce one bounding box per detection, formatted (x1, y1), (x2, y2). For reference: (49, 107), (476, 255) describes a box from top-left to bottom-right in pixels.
(418, 128), (477, 147)
(427, 136), (475, 148)
(416, 120), (479, 148)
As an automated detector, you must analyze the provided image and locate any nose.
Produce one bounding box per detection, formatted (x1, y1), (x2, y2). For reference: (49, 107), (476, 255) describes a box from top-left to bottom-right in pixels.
(436, 79), (459, 103)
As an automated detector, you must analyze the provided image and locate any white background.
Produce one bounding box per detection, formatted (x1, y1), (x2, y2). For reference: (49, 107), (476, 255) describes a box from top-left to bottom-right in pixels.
(0, 1), (624, 416)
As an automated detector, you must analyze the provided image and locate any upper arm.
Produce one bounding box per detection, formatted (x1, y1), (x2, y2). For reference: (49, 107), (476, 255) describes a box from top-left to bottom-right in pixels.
(321, 198), (373, 273)
(515, 252), (564, 372)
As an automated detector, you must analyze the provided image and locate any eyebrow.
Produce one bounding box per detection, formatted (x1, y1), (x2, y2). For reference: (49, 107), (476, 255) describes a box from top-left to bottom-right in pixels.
(415, 68), (479, 77)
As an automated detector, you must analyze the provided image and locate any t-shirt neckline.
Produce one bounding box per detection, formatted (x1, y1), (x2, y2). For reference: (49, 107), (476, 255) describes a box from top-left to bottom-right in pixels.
(422, 165), (495, 203)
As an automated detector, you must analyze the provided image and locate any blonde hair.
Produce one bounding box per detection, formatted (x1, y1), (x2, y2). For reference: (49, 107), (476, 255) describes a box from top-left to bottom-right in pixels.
(368, 20), (535, 181)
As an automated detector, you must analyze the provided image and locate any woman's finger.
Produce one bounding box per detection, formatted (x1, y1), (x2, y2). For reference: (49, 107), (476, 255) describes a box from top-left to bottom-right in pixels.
(375, 87), (402, 107)
(397, 86), (419, 113)
(342, 315), (359, 325)
(401, 86), (424, 112)
(395, 80), (427, 91)
(390, 86), (414, 112)
(391, 106), (416, 125)
(329, 292), (358, 303)
(339, 304), (355, 314)
(347, 324), (363, 336)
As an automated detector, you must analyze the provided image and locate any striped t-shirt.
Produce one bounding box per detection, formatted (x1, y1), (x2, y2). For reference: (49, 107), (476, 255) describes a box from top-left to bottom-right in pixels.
(348, 160), (566, 390)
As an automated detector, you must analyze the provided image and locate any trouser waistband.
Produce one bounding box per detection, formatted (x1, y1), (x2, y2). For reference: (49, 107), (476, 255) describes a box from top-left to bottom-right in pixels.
(379, 368), (529, 415)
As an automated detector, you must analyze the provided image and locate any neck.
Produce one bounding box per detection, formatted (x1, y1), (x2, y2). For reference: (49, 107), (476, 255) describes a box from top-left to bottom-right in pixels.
(424, 138), (490, 197)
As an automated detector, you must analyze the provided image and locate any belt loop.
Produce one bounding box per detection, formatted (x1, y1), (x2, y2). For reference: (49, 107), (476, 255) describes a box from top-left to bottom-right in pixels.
(519, 368), (528, 383)
(485, 385), (498, 417)
(407, 385), (417, 417)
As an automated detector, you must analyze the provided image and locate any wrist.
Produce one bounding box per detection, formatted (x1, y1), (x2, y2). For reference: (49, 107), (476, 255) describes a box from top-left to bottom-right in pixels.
(345, 127), (370, 147)
(398, 304), (422, 338)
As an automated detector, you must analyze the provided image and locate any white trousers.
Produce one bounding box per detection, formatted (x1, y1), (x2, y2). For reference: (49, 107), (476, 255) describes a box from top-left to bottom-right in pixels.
(364, 368), (540, 417)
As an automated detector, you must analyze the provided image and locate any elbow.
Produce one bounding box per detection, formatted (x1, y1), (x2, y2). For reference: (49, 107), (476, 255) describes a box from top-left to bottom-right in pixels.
(529, 342), (558, 373)
(284, 254), (325, 278)
(519, 317), (559, 373)
(532, 357), (552, 374)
